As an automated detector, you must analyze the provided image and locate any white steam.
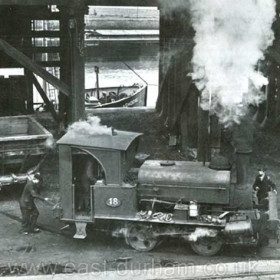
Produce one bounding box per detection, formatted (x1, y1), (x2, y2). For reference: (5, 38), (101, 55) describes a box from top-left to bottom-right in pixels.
(190, 0), (276, 124)
(188, 227), (218, 242)
(45, 136), (54, 149)
(67, 116), (112, 136)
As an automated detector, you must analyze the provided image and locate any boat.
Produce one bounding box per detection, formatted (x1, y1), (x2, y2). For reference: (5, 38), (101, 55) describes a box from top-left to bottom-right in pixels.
(85, 83), (147, 109)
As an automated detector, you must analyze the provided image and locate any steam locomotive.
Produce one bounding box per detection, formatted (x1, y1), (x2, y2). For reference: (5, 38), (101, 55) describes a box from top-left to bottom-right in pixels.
(55, 129), (279, 256)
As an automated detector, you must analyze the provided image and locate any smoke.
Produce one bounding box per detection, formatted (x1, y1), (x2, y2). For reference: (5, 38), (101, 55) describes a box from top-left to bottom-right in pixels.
(190, 0), (276, 125)
(187, 227), (218, 242)
(67, 116), (112, 136)
(45, 136), (54, 149)
(112, 227), (128, 239)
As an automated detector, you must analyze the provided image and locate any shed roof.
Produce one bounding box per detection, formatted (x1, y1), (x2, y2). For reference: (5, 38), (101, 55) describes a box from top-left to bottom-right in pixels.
(57, 130), (142, 151)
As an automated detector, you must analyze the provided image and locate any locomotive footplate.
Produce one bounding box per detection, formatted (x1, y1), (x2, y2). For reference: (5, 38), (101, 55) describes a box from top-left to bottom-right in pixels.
(93, 212), (225, 228)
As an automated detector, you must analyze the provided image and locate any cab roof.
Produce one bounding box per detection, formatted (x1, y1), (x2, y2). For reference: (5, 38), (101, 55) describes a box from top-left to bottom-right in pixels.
(57, 130), (142, 151)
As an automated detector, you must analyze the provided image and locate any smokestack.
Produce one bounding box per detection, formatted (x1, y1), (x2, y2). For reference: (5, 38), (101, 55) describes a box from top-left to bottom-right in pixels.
(235, 151), (251, 185)
(229, 108), (255, 209)
(232, 108), (255, 185)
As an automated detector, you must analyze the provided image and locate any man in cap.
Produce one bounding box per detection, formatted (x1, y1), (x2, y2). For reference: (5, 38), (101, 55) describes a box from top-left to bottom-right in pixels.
(19, 172), (51, 234)
(253, 167), (277, 208)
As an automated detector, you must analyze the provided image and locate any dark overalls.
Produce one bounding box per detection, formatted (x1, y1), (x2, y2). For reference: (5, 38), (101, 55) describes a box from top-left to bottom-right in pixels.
(19, 179), (44, 233)
(253, 174), (276, 207)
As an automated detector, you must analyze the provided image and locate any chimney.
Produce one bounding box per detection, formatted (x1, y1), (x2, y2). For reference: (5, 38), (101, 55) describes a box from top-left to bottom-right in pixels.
(230, 109), (256, 209)
(232, 111), (255, 185)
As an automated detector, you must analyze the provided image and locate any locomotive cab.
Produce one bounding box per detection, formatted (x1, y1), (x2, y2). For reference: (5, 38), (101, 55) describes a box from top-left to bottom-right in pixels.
(57, 129), (142, 237)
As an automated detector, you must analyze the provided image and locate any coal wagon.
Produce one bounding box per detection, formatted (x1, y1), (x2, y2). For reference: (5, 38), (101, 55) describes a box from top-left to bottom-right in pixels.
(0, 115), (53, 187)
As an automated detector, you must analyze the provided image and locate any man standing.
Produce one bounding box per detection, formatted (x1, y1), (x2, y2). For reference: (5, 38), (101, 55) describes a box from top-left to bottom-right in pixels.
(19, 172), (51, 234)
(253, 167), (277, 208)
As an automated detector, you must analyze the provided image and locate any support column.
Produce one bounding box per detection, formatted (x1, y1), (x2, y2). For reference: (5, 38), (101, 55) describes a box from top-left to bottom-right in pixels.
(59, 3), (87, 125)
(156, 6), (168, 116)
(20, 9), (33, 114)
(24, 68), (34, 113)
(276, 64), (280, 124)
(197, 99), (210, 163)
(68, 6), (86, 123)
(209, 115), (221, 157)
(59, 7), (71, 126)
(262, 62), (277, 128)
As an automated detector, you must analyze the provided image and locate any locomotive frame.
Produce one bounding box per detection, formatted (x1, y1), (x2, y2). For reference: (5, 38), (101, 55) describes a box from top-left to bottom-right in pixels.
(56, 129), (280, 256)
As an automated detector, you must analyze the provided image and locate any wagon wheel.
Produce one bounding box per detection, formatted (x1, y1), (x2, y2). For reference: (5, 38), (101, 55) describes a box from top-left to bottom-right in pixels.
(190, 237), (223, 256)
(125, 223), (158, 252)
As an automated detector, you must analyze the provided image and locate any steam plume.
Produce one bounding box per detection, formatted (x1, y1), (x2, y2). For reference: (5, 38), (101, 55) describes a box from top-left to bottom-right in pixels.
(187, 227), (218, 242)
(45, 136), (54, 149)
(190, 0), (276, 125)
(67, 116), (112, 136)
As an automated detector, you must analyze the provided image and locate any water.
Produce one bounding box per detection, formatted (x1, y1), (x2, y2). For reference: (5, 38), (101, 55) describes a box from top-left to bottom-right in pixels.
(85, 59), (159, 107)
(0, 57), (159, 108)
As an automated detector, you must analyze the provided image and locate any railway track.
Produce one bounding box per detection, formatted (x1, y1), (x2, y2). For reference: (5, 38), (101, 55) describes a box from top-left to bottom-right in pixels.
(2, 264), (280, 280)
(1, 210), (280, 280)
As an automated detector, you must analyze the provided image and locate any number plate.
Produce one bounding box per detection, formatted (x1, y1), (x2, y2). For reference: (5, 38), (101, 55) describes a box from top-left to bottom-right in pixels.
(106, 197), (121, 208)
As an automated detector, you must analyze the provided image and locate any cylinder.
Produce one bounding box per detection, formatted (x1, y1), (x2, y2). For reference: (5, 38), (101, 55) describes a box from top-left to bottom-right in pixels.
(224, 220), (253, 237)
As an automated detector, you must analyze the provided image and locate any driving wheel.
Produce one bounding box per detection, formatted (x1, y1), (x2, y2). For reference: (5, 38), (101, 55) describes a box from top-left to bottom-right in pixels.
(125, 223), (158, 252)
(190, 237), (223, 256)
